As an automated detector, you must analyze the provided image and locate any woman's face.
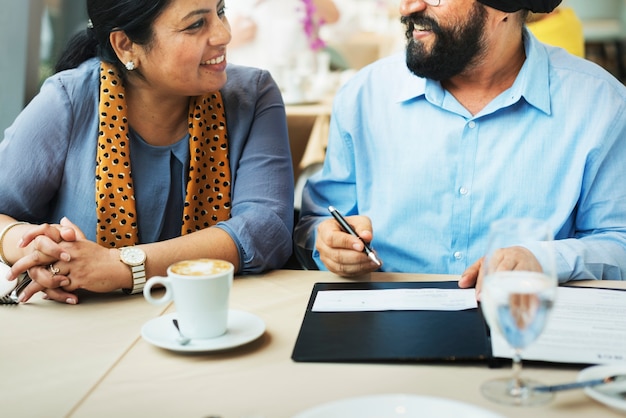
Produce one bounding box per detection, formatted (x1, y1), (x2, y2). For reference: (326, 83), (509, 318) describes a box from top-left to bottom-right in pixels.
(132, 0), (231, 97)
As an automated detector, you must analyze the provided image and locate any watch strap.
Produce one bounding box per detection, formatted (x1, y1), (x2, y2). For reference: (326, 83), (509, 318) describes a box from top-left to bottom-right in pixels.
(122, 263), (146, 295)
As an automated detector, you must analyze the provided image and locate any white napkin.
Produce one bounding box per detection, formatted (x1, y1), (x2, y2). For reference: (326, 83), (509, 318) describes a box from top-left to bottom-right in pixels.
(0, 262), (17, 297)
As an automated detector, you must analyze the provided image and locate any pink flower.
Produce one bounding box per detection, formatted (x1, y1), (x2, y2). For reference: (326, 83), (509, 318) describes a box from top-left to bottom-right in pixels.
(300, 0), (326, 51)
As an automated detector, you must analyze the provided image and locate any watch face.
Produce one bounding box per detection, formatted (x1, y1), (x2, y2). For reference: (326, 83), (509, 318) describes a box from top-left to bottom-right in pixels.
(122, 247), (146, 265)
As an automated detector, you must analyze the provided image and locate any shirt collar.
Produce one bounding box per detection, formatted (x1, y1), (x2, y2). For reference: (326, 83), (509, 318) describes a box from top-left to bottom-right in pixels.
(391, 28), (552, 116)
(392, 56), (428, 103)
(513, 28), (552, 116)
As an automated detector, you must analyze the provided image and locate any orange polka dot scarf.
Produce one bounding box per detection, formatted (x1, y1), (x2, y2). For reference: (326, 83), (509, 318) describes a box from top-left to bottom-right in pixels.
(95, 61), (232, 248)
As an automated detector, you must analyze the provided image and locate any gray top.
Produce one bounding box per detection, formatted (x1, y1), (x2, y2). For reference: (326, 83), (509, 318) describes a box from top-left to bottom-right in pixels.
(0, 58), (294, 273)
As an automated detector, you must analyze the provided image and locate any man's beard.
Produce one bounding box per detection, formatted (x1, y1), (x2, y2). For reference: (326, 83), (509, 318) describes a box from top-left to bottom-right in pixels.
(403, 3), (488, 81)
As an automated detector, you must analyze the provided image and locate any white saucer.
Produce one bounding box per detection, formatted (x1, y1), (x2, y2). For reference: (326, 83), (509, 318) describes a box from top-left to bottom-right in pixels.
(141, 310), (265, 353)
(292, 394), (505, 418)
(578, 364), (626, 413)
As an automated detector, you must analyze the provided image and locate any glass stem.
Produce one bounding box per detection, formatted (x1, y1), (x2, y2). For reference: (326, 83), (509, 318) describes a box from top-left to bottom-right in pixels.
(511, 348), (523, 394)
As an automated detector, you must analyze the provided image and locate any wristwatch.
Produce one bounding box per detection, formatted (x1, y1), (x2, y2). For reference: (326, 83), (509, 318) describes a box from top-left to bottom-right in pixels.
(119, 246), (147, 295)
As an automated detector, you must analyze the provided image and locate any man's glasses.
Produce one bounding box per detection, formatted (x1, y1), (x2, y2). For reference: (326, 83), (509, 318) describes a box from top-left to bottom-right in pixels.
(423, 0), (442, 5)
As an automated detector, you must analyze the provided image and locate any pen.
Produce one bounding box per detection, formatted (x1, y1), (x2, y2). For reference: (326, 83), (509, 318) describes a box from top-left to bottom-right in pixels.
(533, 374), (626, 393)
(328, 206), (382, 266)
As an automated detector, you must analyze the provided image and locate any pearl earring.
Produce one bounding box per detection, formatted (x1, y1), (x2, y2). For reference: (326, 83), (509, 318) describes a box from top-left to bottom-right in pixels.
(125, 61), (135, 71)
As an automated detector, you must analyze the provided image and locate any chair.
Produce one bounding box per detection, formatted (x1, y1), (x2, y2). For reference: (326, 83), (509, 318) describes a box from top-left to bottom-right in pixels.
(564, 0), (626, 80)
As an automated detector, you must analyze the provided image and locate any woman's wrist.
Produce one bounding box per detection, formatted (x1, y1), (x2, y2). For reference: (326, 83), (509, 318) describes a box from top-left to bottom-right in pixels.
(108, 248), (133, 292)
(0, 221), (29, 265)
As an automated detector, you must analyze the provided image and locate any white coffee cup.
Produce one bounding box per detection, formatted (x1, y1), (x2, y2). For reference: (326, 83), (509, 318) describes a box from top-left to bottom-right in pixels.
(144, 259), (234, 339)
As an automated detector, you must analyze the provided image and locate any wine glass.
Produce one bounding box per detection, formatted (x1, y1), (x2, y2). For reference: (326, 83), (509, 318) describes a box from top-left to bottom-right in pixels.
(479, 218), (557, 406)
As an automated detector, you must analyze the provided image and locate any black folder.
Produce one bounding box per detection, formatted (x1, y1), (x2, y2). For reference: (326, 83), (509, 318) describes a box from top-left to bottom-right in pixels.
(292, 281), (493, 363)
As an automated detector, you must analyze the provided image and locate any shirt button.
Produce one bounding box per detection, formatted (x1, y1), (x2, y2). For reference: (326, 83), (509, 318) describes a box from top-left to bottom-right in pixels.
(468, 121), (476, 129)
(454, 251), (463, 260)
(459, 187), (469, 195)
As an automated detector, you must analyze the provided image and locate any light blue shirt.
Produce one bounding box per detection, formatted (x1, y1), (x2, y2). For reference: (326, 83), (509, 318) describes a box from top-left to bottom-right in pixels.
(295, 30), (626, 282)
(0, 59), (294, 273)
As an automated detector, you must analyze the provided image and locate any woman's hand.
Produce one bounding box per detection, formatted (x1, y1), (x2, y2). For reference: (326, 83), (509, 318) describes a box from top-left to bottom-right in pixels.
(8, 218), (79, 303)
(11, 218), (124, 304)
(7, 220), (76, 296)
(8, 220), (75, 271)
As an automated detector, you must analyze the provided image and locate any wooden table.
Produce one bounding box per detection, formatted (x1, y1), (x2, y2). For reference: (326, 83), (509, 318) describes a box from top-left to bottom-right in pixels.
(2, 270), (625, 417)
(0, 289), (168, 416)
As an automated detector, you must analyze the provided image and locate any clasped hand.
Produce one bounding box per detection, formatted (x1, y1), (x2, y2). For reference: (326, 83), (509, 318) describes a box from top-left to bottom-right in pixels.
(7, 217), (119, 304)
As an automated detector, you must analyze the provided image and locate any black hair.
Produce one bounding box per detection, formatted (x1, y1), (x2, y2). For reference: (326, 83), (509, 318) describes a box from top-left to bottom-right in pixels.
(54, 0), (173, 75)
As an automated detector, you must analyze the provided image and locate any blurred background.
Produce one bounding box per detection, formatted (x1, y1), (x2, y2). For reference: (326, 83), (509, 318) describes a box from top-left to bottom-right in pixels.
(1, 0), (625, 135)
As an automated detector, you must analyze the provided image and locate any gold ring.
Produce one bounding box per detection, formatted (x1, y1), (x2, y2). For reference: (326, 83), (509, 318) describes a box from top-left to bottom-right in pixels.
(48, 264), (60, 276)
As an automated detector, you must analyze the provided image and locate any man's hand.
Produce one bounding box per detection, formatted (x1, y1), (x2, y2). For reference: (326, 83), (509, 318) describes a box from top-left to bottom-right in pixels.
(315, 215), (382, 277)
(459, 246), (542, 300)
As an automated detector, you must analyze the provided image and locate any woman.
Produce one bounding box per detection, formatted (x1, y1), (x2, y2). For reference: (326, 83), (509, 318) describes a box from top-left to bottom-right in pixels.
(0, 0), (294, 304)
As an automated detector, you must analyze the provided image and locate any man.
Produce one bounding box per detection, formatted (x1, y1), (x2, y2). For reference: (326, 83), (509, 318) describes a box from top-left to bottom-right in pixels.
(294, 0), (626, 296)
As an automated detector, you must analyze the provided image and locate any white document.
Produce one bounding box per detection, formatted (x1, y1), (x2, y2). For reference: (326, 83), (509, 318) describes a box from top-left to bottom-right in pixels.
(312, 288), (477, 312)
(491, 286), (626, 365)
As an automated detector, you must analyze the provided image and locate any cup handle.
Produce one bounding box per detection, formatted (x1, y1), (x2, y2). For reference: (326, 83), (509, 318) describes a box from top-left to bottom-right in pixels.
(143, 276), (172, 305)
